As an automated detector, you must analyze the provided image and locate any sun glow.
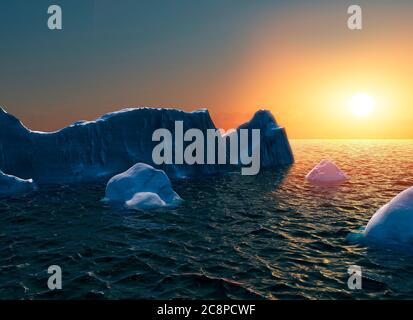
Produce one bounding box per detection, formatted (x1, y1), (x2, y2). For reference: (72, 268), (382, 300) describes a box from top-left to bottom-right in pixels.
(348, 93), (376, 118)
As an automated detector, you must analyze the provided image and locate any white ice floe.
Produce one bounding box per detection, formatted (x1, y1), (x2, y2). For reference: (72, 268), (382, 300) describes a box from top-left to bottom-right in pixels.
(305, 160), (348, 185)
(105, 163), (182, 210)
(125, 192), (167, 211)
(0, 170), (36, 197)
(364, 187), (413, 245)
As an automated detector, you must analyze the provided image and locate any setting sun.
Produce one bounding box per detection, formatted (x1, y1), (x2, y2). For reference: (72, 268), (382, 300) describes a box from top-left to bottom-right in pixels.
(348, 93), (375, 118)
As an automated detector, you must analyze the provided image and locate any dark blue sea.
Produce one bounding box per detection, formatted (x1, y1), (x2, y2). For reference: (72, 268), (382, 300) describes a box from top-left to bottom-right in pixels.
(2, 140), (413, 299)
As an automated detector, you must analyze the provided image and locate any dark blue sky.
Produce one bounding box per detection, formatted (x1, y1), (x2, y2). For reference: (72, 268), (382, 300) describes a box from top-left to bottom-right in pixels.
(1, 0), (412, 138)
(0, 0), (293, 130)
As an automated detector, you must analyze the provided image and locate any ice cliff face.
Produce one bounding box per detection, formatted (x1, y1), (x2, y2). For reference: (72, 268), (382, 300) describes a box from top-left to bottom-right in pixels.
(0, 106), (293, 184)
(238, 110), (294, 167)
(0, 169), (36, 197)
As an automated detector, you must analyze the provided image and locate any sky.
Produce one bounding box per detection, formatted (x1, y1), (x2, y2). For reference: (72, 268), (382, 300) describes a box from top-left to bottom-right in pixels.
(0, 0), (412, 138)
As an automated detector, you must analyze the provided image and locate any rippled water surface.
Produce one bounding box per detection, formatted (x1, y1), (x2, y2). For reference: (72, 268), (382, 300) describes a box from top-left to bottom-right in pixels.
(2, 140), (413, 299)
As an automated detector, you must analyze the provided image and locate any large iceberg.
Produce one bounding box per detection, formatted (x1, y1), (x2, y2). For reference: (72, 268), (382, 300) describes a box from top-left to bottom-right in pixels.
(105, 163), (182, 210)
(0, 106), (294, 184)
(305, 160), (348, 185)
(0, 169), (36, 197)
(363, 187), (413, 245)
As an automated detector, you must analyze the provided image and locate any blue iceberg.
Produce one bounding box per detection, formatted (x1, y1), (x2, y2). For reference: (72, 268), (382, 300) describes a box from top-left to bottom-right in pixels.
(105, 163), (182, 210)
(364, 187), (413, 246)
(0, 106), (293, 184)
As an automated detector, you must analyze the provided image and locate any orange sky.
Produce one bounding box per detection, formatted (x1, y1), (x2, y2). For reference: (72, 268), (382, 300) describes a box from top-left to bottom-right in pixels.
(2, 1), (413, 139)
(211, 3), (413, 139)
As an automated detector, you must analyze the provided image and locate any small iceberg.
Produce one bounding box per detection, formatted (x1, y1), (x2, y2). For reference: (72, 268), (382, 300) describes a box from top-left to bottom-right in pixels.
(305, 160), (348, 185)
(105, 163), (182, 210)
(364, 187), (413, 245)
(0, 170), (36, 197)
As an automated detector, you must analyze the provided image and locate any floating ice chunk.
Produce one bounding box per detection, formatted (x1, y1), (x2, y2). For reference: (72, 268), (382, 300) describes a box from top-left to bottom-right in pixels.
(364, 187), (413, 245)
(105, 163), (182, 210)
(0, 169), (36, 197)
(125, 192), (167, 210)
(238, 110), (294, 166)
(305, 160), (348, 185)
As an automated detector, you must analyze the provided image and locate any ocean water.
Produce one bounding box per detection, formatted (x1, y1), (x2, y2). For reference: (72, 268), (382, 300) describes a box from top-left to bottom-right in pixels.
(1, 140), (413, 300)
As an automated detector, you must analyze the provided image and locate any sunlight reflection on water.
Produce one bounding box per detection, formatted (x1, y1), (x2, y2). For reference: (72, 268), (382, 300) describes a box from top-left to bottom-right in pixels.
(1, 140), (413, 299)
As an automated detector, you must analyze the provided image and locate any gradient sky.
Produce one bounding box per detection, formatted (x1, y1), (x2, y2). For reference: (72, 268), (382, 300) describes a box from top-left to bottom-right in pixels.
(1, 0), (412, 138)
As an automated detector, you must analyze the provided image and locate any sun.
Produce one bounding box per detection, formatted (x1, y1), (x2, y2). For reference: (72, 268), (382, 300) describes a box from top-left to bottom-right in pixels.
(348, 93), (375, 117)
